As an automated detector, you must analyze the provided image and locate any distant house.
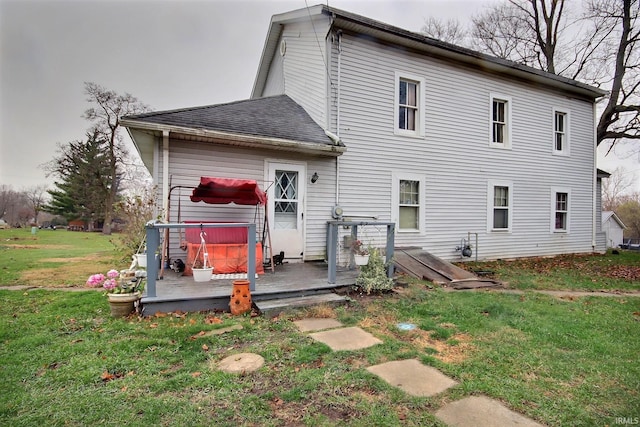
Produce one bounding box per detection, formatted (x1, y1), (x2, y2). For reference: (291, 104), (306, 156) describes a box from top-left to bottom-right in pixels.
(122, 5), (608, 263)
(602, 211), (626, 248)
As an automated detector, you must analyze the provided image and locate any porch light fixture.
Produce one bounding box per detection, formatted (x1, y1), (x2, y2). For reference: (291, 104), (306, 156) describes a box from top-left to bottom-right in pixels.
(311, 172), (319, 183)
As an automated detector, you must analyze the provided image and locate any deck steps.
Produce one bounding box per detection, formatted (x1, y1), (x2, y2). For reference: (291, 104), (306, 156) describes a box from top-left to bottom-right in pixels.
(254, 293), (348, 317)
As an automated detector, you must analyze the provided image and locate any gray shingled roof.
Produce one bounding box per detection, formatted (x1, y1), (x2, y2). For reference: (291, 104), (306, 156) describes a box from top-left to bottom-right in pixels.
(123, 95), (337, 146)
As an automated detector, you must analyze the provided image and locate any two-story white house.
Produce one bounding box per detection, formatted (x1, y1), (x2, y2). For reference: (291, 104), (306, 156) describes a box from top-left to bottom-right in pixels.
(122, 4), (607, 264)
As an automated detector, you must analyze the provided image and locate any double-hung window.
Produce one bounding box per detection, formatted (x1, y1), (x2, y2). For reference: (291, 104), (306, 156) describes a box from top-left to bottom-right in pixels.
(394, 72), (425, 137)
(551, 187), (570, 232)
(393, 173), (425, 232)
(553, 109), (569, 155)
(488, 181), (513, 232)
(490, 94), (512, 149)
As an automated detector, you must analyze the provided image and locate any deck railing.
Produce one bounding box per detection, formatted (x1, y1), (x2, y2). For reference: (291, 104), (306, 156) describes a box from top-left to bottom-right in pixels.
(144, 222), (257, 297)
(326, 220), (395, 284)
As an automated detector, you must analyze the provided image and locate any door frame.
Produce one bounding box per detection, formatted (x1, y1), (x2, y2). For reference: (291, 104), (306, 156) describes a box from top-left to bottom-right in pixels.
(264, 160), (307, 261)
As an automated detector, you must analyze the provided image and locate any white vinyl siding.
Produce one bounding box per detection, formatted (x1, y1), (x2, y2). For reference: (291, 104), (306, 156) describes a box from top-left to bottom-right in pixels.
(158, 140), (336, 262)
(394, 71), (425, 137)
(259, 19), (331, 128)
(551, 187), (570, 233)
(553, 108), (570, 156)
(490, 94), (511, 149)
(488, 181), (513, 232)
(392, 173), (425, 233)
(329, 29), (596, 260)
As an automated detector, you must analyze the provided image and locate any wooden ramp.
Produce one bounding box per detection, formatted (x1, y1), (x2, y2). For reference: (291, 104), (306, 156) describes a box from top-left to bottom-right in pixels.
(394, 248), (501, 289)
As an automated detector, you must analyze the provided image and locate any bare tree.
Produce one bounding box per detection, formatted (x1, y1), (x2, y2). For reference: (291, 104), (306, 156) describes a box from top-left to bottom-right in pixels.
(83, 82), (149, 235)
(421, 17), (468, 44)
(589, 0), (640, 149)
(23, 184), (49, 226)
(469, 0), (639, 149)
(471, 1), (542, 68)
(617, 194), (640, 238)
(601, 166), (635, 210)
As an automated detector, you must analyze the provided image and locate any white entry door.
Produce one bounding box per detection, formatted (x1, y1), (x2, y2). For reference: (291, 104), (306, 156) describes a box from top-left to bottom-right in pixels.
(267, 162), (306, 262)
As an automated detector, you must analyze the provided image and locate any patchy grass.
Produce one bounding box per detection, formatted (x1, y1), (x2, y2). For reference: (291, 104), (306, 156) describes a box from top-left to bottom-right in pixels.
(1, 231), (639, 425)
(1, 285), (638, 426)
(0, 228), (119, 287)
(461, 251), (640, 292)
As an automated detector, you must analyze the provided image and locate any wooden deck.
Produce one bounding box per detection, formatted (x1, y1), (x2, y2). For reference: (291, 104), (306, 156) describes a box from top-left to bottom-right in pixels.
(140, 261), (358, 316)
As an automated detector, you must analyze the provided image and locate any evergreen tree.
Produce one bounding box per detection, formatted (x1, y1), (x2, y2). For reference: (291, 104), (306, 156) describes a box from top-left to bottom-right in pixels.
(44, 131), (115, 226)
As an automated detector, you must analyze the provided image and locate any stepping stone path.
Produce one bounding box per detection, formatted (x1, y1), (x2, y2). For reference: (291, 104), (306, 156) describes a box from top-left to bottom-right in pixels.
(215, 352), (265, 374)
(295, 317), (546, 427)
(366, 359), (457, 397)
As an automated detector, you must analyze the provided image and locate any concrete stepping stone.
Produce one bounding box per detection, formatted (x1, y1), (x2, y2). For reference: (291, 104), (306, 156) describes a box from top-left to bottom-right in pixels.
(366, 359), (457, 397)
(435, 395), (545, 427)
(215, 353), (264, 374)
(294, 318), (343, 332)
(309, 326), (382, 351)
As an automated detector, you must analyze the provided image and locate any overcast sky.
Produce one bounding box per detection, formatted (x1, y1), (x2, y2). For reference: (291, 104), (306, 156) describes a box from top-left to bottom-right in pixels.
(1, 0), (638, 193)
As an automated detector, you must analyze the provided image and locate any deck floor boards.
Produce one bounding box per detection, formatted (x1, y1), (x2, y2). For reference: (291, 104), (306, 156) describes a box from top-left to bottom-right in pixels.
(142, 261), (358, 303)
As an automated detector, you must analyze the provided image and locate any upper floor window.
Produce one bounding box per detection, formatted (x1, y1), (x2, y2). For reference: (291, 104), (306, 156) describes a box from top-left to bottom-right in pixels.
(553, 109), (570, 155)
(392, 173), (425, 232)
(551, 187), (570, 232)
(487, 180), (513, 232)
(490, 94), (512, 149)
(394, 72), (425, 137)
(399, 80), (418, 131)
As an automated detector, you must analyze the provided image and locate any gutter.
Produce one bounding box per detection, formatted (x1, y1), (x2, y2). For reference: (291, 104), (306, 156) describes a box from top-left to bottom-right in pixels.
(120, 119), (346, 157)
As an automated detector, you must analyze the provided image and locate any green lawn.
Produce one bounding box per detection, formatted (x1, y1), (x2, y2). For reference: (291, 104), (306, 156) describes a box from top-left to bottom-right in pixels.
(0, 228), (120, 287)
(0, 231), (639, 426)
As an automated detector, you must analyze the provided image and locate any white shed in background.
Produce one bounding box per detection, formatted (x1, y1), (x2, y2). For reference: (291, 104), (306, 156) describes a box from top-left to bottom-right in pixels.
(602, 211), (626, 248)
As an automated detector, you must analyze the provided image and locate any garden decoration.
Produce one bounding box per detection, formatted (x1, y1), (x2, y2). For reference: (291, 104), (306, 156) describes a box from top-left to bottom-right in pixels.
(86, 269), (146, 317)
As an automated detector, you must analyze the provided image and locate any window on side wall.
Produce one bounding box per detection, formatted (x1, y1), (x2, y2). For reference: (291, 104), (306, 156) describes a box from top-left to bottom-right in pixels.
(551, 188), (570, 232)
(490, 94), (512, 149)
(553, 109), (569, 155)
(488, 181), (513, 232)
(394, 72), (425, 137)
(393, 174), (425, 232)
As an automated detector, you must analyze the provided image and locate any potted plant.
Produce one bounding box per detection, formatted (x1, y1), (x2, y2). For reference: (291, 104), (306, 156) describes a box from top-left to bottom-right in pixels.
(350, 239), (370, 266)
(86, 269), (146, 317)
(192, 230), (213, 282)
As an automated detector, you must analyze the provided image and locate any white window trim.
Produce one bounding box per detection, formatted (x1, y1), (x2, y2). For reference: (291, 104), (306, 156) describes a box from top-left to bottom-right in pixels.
(550, 187), (571, 233)
(489, 93), (512, 149)
(552, 108), (570, 156)
(392, 172), (425, 233)
(394, 71), (425, 138)
(487, 180), (513, 232)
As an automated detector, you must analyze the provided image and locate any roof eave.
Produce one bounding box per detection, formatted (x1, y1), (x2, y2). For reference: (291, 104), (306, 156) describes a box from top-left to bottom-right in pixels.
(121, 119), (346, 157)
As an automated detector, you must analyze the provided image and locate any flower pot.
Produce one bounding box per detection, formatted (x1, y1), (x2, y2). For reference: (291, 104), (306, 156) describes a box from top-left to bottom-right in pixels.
(230, 280), (252, 315)
(354, 254), (370, 266)
(192, 267), (213, 282)
(135, 253), (159, 269)
(107, 291), (141, 318)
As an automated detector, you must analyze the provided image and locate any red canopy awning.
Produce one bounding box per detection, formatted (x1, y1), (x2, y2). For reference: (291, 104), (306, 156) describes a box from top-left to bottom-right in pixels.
(190, 177), (267, 206)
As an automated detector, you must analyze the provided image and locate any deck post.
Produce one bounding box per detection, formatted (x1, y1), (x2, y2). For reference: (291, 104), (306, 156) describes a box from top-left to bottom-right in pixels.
(386, 223), (395, 278)
(327, 222), (338, 284)
(145, 222), (160, 298)
(248, 223), (256, 291)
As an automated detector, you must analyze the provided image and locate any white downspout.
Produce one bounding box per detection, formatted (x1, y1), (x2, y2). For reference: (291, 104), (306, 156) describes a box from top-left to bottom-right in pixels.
(162, 130), (170, 217)
(335, 30), (342, 206)
(592, 102), (597, 251)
